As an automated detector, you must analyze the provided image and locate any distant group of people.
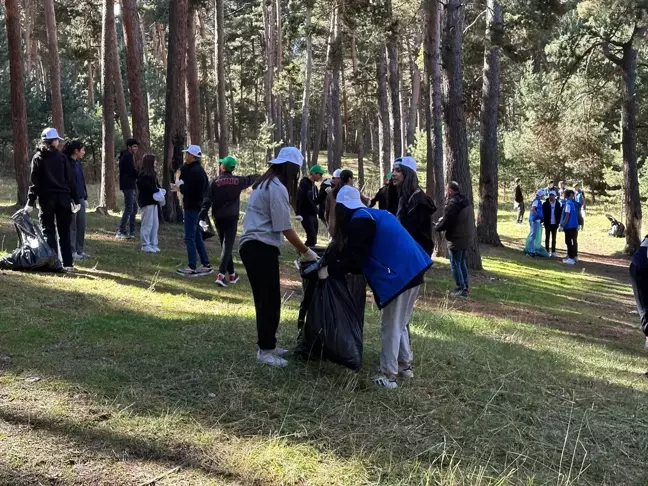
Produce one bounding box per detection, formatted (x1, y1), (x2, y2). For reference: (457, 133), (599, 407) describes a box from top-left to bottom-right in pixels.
(515, 178), (586, 265)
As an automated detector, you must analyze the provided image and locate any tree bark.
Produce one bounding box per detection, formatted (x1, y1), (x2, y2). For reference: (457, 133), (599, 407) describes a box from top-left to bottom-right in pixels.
(476, 0), (503, 247)
(377, 49), (391, 179)
(87, 61), (95, 109)
(121, 0), (150, 159)
(351, 33), (365, 190)
(6, 0), (29, 205)
(163, 0), (188, 222)
(100, 0), (116, 210)
(299, 4), (313, 167)
(112, 20), (132, 145)
(274, 0), (283, 145)
(442, 0), (482, 270)
(186, 8), (201, 145)
(216, 0), (229, 157)
(328, 6), (342, 173)
(406, 33), (421, 149)
(310, 14), (334, 167)
(386, 0), (402, 158)
(23, 0), (33, 75)
(43, 0), (64, 135)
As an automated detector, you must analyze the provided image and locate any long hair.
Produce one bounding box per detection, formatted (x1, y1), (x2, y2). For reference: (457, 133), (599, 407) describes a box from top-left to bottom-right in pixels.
(140, 154), (157, 179)
(333, 203), (353, 250)
(396, 166), (420, 214)
(62, 140), (84, 158)
(252, 163), (300, 207)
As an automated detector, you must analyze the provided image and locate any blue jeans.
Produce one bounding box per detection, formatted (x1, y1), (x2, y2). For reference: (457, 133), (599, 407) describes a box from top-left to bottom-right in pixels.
(184, 209), (210, 269)
(449, 249), (469, 290)
(528, 220), (540, 254)
(119, 189), (138, 235)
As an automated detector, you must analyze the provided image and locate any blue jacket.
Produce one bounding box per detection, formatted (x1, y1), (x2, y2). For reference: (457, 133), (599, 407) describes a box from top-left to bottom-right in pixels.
(575, 190), (585, 210)
(561, 200), (579, 230)
(352, 207), (432, 309)
(529, 196), (544, 222)
(70, 157), (88, 201)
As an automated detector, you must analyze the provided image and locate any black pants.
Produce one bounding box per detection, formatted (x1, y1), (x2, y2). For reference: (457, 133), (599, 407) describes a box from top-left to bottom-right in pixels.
(565, 228), (578, 259)
(301, 215), (318, 247)
(215, 218), (237, 275)
(516, 202), (525, 223)
(630, 264), (648, 336)
(240, 240), (281, 350)
(41, 205), (73, 267)
(545, 224), (558, 253)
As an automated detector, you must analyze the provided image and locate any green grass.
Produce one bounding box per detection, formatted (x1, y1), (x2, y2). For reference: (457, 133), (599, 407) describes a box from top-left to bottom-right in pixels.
(1, 181), (647, 485)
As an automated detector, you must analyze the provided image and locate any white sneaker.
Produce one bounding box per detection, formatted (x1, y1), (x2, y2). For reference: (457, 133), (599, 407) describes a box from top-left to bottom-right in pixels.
(373, 374), (398, 389)
(548, 252), (554, 258)
(152, 247), (161, 253)
(274, 346), (289, 357)
(398, 365), (414, 379)
(563, 258), (576, 265)
(257, 349), (288, 368)
(72, 252), (82, 260)
(141, 246), (156, 253)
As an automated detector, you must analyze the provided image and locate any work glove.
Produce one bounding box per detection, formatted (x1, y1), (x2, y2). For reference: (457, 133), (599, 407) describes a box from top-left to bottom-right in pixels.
(295, 215), (304, 222)
(317, 266), (329, 280)
(325, 187), (333, 194)
(578, 225), (582, 231)
(175, 179), (184, 187)
(199, 220), (209, 232)
(24, 204), (34, 214)
(71, 203), (81, 214)
(300, 248), (318, 263)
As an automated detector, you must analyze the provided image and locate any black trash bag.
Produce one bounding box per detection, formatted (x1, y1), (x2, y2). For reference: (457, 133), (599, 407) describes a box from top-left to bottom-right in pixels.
(295, 277), (364, 371)
(606, 214), (625, 238)
(201, 215), (216, 241)
(297, 246), (328, 331)
(0, 209), (60, 271)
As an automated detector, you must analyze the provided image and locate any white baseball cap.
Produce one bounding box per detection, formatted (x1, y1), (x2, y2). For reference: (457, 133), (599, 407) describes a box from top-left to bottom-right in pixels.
(270, 147), (303, 167)
(393, 156), (417, 173)
(41, 127), (64, 141)
(536, 189), (544, 197)
(336, 186), (366, 210)
(332, 169), (342, 178)
(183, 145), (202, 158)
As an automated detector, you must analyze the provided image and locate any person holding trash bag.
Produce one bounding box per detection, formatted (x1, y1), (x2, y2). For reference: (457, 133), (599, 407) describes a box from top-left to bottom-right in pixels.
(26, 127), (79, 271)
(525, 190), (545, 258)
(543, 191), (561, 257)
(323, 186), (432, 389)
(239, 146), (319, 368)
(201, 155), (258, 287)
(137, 154), (162, 253)
(630, 236), (648, 366)
(296, 164), (324, 246)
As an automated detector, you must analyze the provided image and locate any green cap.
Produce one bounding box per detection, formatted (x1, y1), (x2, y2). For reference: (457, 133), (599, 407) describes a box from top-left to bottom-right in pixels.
(310, 164), (325, 175)
(387, 172), (392, 181)
(219, 155), (237, 171)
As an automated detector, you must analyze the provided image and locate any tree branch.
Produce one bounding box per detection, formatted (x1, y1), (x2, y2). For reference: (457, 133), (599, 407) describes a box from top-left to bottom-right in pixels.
(463, 8), (487, 35)
(602, 43), (623, 67)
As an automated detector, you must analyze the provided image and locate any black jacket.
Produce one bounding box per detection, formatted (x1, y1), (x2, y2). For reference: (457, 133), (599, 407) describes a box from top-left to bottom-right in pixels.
(435, 193), (473, 251)
(542, 199), (562, 227)
(200, 171), (258, 221)
(514, 184), (524, 204)
(27, 146), (79, 209)
(296, 177), (318, 217)
(137, 172), (160, 207)
(69, 156), (88, 201)
(370, 183), (398, 214)
(119, 151), (138, 191)
(398, 190), (436, 255)
(179, 161), (209, 211)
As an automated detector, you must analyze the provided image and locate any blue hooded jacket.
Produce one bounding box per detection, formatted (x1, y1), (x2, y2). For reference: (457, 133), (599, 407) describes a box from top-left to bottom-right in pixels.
(352, 207), (432, 309)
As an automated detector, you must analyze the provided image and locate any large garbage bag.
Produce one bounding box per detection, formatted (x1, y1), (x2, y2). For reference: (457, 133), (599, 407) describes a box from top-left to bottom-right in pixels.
(295, 277), (364, 371)
(297, 246), (328, 331)
(524, 224), (549, 257)
(0, 209), (60, 271)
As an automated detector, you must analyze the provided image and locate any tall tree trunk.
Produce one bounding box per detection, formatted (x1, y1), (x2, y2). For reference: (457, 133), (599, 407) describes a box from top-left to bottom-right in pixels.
(112, 20), (132, 145)
(377, 49), (391, 179)
(274, 0), (283, 145)
(310, 14), (334, 167)
(23, 0), (33, 75)
(6, 0), (29, 205)
(216, 0), (229, 157)
(477, 0), (503, 246)
(163, 0), (188, 222)
(406, 33), (421, 149)
(121, 0), (150, 159)
(43, 0), (64, 135)
(186, 8), (201, 145)
(100, 0), (116, 210)
(442, 0), (482, 270)
(328, 6), (342, 173)
(299, 4), (313, 167)
(351, 33), (365, 190)
(386, 0), (402, 158)
(87, 61), (95, 109)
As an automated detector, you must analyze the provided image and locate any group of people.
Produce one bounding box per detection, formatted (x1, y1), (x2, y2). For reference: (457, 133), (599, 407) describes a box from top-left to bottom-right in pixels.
(515, 178), (586, 265)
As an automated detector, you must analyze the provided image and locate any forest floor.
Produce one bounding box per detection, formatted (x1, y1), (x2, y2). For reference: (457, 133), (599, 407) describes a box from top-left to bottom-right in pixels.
(0, 181), (646, 485)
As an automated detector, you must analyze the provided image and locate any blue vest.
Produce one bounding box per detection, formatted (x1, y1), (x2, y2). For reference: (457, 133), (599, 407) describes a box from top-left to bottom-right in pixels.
(575, 190), (584, 209)
(561, 200), (579, 229)
(529, 196), (543, 222)
(352, 208), (432, 309)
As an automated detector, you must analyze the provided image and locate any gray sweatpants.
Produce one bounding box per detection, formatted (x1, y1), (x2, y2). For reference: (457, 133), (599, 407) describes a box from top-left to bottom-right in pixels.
(380, 285), (420, 377)
(140, 204), (159, 249)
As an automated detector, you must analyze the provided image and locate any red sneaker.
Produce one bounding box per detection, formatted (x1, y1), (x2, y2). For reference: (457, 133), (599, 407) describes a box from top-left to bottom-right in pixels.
(215, 273), (227, 287)
(229, 273), (240, 284)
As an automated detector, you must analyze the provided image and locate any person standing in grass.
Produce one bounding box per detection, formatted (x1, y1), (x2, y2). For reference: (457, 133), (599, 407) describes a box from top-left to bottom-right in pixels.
(137, 154), (161, 254)
(117, 139), (139, 240)
(296, 164), (324, 247)
(574, 183), (586, 228)
(174, 145), (213, 277)
(526, 189), (545, 258)
(629, 236), (648, 359)
(239, 147), (318, 367)
(514, 178), (525, 224)
(26, 127), (79, 271)
(543, 191), (561, 258)
(325, 186), (432, 389)
(201, 155), (258, 287)
(64, 140), (90, 260)
(435, 181), (473, 298)
(558, 180), (567, 201)
(559, 189), (579, 265)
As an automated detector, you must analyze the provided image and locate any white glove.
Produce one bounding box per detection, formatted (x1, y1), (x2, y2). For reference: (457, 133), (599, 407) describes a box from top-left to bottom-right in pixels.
(325, 187), (333, 194)
(644, 337), (648, 349)
(578, 225), (582, 231)
(317, 266), (329, 280)
(24, 204), (34, 214)
(199, 220), (209, 231)
(300, 248), (318, 262)
(175, 179), (184, 187)
(558, 226), (564, 232)
(295, 215), (304, 222)
(71, 203), (81, 213)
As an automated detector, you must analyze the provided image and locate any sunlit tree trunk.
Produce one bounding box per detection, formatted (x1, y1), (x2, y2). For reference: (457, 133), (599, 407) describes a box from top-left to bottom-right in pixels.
(100, 0), (116, 210)
(43, 0), (64, 135)
(215, 0), (228, 156)
(299, 3), (313, 170)
(386, 0), (402, 158)
(186, 7), (201, 145)
(377, 49), (391, 179)
(112, 20), (132, 145)
(310, 14), (334, 167)
(328, 6), (342, 173)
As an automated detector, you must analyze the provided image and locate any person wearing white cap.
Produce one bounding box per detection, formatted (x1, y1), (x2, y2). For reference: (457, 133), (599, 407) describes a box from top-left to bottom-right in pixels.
(526, 189), (545, 258)
(25, 127), (79, 271)
(239, 146), (319, 367)
(174, 145), (213, 277)
(325, 185), (432, 389)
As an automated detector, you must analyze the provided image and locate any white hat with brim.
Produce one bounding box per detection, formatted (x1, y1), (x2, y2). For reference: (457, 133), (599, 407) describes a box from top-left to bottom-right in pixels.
(41, 127), (64, 141)
(270, 147), (303, 167)
(536, 189), (544, 197)
(183, 145), (202, 158)
(393, 155), (417, 173)
(336, 186), (366, 210)
(332, 169), (342, 178)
